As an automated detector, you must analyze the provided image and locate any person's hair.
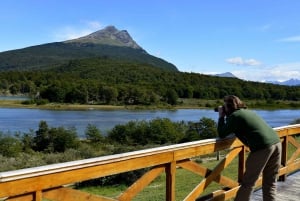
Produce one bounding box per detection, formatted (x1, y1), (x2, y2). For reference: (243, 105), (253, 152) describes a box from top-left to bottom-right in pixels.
(224, 95), (247, 114)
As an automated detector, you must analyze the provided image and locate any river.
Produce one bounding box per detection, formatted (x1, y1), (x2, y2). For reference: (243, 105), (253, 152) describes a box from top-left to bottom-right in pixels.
(0, 108), (299, 137)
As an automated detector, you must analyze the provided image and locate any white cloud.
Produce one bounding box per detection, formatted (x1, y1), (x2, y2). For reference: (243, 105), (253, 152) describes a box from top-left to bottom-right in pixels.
(244, 59), (262, 66)
(52, 20), (103, 41)
(278, 35), (300, 42)
(233, 62), (300, 82)
(226, 57), (262, 66)
(226, 57), (244, 65)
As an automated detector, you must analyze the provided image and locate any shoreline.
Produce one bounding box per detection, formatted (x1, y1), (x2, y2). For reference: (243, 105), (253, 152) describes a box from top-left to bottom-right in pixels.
(0, 99), (299, 111)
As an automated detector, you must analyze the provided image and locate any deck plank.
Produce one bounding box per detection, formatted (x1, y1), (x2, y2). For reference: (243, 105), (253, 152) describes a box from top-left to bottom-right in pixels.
(251, 171), (300, 201)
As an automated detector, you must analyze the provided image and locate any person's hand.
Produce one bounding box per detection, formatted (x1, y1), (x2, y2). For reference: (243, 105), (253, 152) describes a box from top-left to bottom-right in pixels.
(218, 106), (226, 118)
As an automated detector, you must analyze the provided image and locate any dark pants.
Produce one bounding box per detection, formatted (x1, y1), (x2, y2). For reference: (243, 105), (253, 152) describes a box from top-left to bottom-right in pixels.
(234, 142), (282, 201)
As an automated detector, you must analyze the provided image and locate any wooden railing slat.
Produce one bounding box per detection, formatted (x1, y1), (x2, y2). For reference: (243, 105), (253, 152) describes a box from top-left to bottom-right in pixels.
(184, 147), (242, 200)
(177, 160), (239, 188)
(118, 165), (165, 201)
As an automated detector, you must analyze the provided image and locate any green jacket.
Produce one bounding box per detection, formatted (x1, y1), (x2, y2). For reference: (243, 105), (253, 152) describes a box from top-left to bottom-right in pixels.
(218, 109), (280, 152)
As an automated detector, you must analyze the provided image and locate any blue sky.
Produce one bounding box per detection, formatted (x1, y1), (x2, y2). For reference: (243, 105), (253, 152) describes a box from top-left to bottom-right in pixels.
(1, 0), (300, 82)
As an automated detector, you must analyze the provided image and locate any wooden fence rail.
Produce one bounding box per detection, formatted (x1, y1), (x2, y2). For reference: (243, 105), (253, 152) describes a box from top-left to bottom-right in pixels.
(0, 124), (299, 201)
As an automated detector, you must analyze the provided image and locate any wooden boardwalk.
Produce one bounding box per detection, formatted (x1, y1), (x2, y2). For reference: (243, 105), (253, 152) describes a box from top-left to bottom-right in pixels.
(251, 171), (300, 201)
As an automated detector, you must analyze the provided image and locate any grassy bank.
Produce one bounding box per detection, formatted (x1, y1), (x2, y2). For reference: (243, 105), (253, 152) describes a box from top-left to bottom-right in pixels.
(0, 98), (299, 110)
(0, 100), (125, 110)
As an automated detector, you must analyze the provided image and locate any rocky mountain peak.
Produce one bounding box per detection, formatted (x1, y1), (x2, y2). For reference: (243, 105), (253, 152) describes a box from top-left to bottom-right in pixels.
(66, 25), (143, 50)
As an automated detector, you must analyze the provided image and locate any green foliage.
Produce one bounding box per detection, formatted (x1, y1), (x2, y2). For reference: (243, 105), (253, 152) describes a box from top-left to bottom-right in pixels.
(33, 121), (79, 152)
(33, 121), (50, 152)
(107, 118), (186, 145)
(0, 133), (23, 157)
(85, 124), (104, 143)
(165, 89), (179, 105)
(180, 117), (218, 142)
(47, 127), (79, 152)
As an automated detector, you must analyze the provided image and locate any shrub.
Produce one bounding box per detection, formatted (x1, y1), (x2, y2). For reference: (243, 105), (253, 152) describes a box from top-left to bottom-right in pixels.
(0, 133), (23, 157)
(85, 124), (104, 143)
(33, 121), (79, 153)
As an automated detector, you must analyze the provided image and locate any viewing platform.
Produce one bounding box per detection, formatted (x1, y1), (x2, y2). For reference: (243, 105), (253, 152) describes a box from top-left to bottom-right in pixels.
(251, 170), (300, 201)
(0, 124), (299, 201)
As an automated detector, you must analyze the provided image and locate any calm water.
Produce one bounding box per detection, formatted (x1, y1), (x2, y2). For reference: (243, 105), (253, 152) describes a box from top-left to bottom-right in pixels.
(0, 108), (299, 137)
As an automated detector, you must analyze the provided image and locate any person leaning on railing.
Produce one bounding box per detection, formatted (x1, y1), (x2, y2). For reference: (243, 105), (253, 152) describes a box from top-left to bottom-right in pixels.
(217, 95), (281, 201)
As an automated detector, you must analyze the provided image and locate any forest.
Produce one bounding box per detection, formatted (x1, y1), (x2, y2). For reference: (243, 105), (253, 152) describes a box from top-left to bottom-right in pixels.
(0, 57), (299, 107)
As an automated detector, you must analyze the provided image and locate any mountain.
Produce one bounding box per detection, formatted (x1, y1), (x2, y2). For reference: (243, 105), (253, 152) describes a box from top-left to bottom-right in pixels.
(66, 26), (142, 49)
(0, 26), (177, 71)
(267, 79), (300, 86)
(215, 72), (237, 78)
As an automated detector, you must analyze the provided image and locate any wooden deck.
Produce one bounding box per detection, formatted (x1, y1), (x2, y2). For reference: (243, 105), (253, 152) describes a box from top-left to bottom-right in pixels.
(251, 171), (300, 201)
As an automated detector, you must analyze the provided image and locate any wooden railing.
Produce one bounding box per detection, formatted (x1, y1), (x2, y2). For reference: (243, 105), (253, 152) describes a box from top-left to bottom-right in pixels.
(0, 124), (299, 201)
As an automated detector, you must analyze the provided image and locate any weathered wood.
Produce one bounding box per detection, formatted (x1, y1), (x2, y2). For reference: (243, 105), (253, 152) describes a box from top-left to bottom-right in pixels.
(165, 161), (176, 201)
(4, 193), (34, 201)
(279, 136), (288, 181)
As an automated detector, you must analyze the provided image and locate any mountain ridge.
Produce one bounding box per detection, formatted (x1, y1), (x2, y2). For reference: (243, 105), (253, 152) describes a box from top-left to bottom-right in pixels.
(265, 78), (300, 86)
(65, 26), (143, 50)
(214, 72), (237, 78)
(0, 26), (177, 72)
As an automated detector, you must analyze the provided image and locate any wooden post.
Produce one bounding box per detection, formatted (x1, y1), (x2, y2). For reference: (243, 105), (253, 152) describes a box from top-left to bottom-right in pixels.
(34, 190), (43, 201)
(279, 136), (288, 181)
(238, 146), (246, 183)
(165, 161), (176, 201)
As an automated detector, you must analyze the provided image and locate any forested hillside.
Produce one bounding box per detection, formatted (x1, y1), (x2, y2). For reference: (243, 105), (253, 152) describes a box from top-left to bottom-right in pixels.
(0, 57), (299, 106)
(0, 43), (177, 72)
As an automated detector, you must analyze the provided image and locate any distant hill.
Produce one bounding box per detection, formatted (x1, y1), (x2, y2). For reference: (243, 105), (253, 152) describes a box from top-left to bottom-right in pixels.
(214, 72), (300, 86)
(0, 26), (177, 72)
(266, 79), (300, 86)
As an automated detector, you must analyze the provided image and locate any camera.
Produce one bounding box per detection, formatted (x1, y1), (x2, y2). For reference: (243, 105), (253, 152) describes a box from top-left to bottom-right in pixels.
(214, 105), (225, 112)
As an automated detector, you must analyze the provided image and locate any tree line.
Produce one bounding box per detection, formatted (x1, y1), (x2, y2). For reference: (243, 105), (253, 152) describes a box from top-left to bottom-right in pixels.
(0, 118), (217, 171)
(0, 57), (299, 106)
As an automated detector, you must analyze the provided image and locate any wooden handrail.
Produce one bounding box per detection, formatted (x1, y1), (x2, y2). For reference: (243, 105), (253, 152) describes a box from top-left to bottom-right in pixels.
(0, 124), (299, 201)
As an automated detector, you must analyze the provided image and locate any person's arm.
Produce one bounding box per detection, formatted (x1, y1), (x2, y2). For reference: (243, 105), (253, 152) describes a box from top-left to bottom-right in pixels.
(217, 107), (236, 138)
(218, 117), (227, 138)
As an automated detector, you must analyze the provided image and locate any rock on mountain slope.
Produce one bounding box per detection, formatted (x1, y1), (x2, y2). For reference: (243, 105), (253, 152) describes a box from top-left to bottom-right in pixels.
(66, 26), (142, 49)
